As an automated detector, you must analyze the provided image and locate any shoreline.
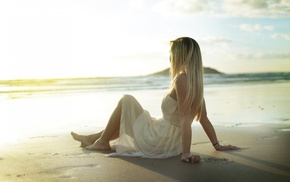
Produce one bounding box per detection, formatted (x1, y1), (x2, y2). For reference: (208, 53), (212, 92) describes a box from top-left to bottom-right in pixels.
(0, 81), (289, 142)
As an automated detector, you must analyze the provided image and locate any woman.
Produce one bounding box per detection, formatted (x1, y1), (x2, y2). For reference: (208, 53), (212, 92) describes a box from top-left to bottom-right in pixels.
(71, 37), (239, 164)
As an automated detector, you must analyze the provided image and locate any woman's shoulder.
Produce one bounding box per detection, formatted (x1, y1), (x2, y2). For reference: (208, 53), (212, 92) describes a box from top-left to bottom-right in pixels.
(174, 73), (187, 89)
(175, 73), (187, 83)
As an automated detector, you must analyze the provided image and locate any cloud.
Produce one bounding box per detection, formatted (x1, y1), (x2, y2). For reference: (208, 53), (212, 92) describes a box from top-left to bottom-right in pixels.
(236, 51), (290, 60)
(152, 0), (290, 18)
(200, 36), (232, 45)
(239, 24), (274, 33)
(151, 0), (215, 16)
(272, 33), (290, 40)
(127, 0), (145, 10)
(221, 0), (290, 18)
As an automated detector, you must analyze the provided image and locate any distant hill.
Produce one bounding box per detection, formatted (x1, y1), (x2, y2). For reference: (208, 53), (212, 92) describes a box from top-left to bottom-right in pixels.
(150, 67), (222, 76)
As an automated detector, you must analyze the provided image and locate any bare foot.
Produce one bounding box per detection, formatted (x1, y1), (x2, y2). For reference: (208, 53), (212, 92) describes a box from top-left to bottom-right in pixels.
(71, 132), (94, 147)
(86, 139), (111, 150)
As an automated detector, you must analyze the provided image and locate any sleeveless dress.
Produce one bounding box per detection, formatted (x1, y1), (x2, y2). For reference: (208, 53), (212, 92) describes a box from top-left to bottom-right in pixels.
(110, 94), (182, 158)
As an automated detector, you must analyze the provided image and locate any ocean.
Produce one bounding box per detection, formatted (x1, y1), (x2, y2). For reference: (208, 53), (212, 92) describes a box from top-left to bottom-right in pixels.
(1, 72), (290, 99)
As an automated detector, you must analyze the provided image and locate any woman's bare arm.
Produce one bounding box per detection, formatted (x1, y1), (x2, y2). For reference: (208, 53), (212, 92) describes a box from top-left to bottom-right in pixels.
(200, 99), (239, 151)
(175, 74), (201, 163)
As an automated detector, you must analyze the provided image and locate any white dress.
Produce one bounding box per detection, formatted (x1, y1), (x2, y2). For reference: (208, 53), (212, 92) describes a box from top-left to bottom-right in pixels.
(110, 94), (182, 158)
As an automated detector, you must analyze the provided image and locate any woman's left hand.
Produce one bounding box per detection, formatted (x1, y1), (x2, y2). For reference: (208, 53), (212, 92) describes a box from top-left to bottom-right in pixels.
(214, 143), (239, 151)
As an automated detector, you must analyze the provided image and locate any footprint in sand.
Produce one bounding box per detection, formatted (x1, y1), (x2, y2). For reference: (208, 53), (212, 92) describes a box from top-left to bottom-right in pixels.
(204, 158), (234, 164)
(17, 174), (26, 177)
(38, 164), (99, 179)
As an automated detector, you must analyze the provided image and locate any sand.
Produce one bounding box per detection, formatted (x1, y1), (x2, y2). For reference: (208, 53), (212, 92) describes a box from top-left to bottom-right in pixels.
(0, 124), (289, 182)
(0, 82), (290, 181)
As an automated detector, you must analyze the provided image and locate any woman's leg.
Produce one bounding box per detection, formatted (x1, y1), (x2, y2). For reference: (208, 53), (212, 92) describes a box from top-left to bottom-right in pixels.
(71, 130), (104, 147)
(86, 98), (122, 150)
(71, 130), (119, 147)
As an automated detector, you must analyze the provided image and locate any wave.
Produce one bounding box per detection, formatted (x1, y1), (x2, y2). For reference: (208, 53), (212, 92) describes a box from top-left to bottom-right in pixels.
(1, 72), (290, 98)
(204, 72), (290, 85)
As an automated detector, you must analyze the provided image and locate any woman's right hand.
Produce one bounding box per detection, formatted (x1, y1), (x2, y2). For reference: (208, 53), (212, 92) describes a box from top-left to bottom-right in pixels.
(181, 153), (201, 163)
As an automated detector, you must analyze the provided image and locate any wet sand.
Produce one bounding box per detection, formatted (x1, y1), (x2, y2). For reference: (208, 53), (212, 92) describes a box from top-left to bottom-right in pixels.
(0, 82), (290, 181)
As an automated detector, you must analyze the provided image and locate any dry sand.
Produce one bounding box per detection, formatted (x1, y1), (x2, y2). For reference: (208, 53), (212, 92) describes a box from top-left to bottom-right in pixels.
(0, 124), (289, 182)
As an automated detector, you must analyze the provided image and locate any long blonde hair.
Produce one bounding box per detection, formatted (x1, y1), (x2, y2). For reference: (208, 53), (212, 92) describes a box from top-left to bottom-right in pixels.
(170, 37), (204, 121)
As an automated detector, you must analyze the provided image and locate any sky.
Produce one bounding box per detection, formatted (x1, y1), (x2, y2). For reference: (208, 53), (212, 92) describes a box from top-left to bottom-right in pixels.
(0, 0), (290, 79)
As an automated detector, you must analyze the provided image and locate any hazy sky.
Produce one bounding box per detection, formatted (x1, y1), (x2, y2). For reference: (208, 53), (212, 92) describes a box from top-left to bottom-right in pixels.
(0, 0), (290, 79)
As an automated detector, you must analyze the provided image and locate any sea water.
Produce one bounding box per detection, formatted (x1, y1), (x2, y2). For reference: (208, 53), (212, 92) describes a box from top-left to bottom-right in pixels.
(1, 73), (290, 98)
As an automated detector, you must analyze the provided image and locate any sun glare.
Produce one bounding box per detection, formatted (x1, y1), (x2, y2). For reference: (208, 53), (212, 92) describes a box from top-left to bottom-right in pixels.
(0, 0), (289, 80)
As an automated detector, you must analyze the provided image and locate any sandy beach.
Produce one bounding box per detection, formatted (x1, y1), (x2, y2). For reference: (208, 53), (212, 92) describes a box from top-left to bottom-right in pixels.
(0, 82), (290, 181)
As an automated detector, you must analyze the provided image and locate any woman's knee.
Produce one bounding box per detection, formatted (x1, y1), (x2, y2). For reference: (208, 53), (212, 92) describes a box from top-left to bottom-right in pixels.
(117, 94), (132, 107)
(121, 94), (135, 104)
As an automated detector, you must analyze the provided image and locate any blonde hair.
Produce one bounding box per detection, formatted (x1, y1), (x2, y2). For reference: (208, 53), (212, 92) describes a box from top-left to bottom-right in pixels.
(170, 37), (204, 121)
